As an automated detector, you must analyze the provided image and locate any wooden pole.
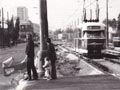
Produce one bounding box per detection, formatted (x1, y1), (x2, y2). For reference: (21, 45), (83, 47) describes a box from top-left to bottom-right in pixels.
(0, 9), (1, 28)
(7, 12), (9, 20)
(38, 0), (49, 77)
(106, 0), (109, 47)
(2, 8), (4, 47)
(2, 8), (4, 29)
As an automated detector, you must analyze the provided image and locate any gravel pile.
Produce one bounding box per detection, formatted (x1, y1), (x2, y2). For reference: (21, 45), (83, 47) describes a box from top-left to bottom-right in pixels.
(56, 52), (80, 77)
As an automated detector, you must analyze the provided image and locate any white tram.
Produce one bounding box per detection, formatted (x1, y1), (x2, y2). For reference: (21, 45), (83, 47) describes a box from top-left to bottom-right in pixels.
(113, 37), (120, 47)
(74, 22), (106, 57)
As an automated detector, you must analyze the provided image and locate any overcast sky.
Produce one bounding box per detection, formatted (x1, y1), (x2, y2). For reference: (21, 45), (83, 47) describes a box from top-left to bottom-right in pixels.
(1, 0), (120, 30)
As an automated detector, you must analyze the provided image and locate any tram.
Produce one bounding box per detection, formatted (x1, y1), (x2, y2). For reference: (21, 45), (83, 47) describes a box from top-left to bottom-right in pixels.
(113, 37), (120, 47)
(74, 22), (106, 57)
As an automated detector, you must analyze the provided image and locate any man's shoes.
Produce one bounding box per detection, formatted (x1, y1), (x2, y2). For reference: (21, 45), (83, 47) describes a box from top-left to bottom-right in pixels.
(33, 78), (38, 80)
(29, 78), (32, 80)
(33, 77), (38, 80)
(43, 76), (47, 79)
(51, 77), (57, 80)
(47, 77), (52, 80)
(24, 77), (32, 81)
(24, 77), (28, 80)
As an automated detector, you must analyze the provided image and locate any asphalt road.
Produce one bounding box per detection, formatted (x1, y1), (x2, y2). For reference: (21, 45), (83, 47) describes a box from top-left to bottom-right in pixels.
(0, 43), (39, 90)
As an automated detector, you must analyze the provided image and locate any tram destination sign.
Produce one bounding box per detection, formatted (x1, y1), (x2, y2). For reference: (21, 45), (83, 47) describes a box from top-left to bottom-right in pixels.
(87, 26), (101, 30)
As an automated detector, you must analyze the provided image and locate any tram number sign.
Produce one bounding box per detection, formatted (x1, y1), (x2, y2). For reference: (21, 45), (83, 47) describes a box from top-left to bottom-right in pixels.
(87, 26), (100, 29)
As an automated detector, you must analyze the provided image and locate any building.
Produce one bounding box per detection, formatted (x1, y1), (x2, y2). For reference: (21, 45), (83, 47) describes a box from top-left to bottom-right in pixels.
(19, 20), (34, 41)
(17, 7), (28, 22)
(17, 7), (34, 41)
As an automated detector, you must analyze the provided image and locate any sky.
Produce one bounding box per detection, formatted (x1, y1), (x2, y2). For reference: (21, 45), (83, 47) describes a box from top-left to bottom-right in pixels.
(0, 0), (120, 30)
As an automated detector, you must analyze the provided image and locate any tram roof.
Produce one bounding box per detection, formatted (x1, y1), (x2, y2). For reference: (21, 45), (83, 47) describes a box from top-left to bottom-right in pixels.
(77, 22), (106, 31)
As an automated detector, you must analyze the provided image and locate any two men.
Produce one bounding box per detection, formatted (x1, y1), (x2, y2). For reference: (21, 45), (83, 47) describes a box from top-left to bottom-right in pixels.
(25, 33), (57, 80)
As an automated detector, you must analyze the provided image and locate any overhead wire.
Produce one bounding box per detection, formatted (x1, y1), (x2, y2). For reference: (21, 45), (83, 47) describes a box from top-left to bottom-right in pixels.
(62, 3), (83, 28)
(62, 0), (97, 29)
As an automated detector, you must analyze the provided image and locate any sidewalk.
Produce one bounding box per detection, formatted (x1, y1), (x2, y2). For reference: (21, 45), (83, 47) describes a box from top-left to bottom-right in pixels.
(16, 74), (120, 90)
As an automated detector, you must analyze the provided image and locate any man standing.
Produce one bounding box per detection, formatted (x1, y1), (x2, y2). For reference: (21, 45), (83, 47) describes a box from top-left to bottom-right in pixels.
(46, 38), (57, 79)
(25, 33), (38, 80)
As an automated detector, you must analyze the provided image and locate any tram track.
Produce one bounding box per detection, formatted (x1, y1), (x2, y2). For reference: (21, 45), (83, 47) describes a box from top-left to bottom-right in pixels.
(58, 45), (106, 73)
(56, 45), (104, 76)
(59, 45), (120, 79)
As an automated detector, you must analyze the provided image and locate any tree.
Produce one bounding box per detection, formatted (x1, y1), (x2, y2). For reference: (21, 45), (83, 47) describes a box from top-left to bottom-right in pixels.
(54, 28), (62, 35)
(111, 18), (117, 28)
(14, 17), (20, 41)
(10, 16), (14, 31)
(117, 14), (120, 31)
(64, 28), (74, 41)
(9, 16), (14, 35)
(9, 16), (16, 45)
(103, 18), (117, 29)
(102, 18), (112, 27)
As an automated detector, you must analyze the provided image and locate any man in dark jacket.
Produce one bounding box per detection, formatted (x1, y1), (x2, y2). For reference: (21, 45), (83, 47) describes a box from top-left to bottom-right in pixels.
(25, 34), (38, 80)
(46, 38), (57, 79)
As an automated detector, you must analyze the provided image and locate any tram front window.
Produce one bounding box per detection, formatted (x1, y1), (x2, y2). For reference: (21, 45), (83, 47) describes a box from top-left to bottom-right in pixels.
(84, 31), (104, 39)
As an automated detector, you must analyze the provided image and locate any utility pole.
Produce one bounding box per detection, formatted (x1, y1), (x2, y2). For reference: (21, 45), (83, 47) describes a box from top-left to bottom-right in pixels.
(2, 8), (4, 29)
(0, 9), (1, 28)
(7, 11), (9, 21)
(106, 0), (109, 47)
(7, 11), (9, 32)
(38, 0), (49, 77)
(2, 8), (4, 48)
